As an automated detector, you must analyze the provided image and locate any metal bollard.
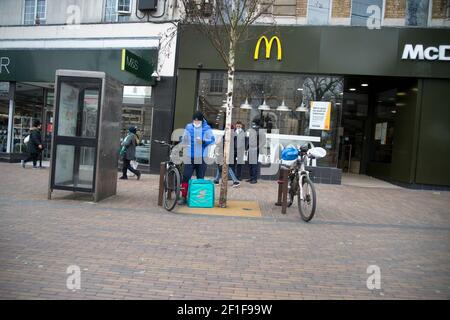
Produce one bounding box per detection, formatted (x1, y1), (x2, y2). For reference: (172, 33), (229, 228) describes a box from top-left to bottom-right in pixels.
(158, 162), (166, 206)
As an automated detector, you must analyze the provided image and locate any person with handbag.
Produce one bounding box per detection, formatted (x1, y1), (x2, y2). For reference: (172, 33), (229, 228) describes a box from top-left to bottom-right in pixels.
(21, 120), (43, 169)
(119, 126), (141, 180)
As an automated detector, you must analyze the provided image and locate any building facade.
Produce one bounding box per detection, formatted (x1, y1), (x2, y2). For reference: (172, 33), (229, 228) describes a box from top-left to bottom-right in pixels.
(1, 0), (450, 186)
(173, 1), (450, 188)
(0, 0), (180, 171)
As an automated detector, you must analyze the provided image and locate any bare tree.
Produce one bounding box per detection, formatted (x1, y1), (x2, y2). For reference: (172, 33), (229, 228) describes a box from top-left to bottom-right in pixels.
(179, 0), (276, 207)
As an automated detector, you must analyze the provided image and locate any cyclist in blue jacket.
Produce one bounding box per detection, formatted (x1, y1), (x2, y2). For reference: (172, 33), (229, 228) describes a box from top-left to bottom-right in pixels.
(179, 111), (215, 205)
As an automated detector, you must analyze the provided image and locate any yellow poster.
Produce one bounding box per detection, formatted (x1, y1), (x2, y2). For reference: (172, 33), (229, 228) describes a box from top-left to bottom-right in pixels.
(309, 101), (331, 131)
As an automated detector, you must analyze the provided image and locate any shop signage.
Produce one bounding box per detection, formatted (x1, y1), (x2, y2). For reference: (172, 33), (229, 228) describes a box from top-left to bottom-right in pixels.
(254, 36), (282, 61)
(121, 49), (154, 82)
(401, 44), (450, 61)
(309, 101), (331, 131)
(0, 56), (11, 74)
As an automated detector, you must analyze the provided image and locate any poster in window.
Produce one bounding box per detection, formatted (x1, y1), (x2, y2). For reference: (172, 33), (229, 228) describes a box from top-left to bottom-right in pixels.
(375, 123), (382, 140)
(309, 101), (331, 131)
(380, 122), (388, 145)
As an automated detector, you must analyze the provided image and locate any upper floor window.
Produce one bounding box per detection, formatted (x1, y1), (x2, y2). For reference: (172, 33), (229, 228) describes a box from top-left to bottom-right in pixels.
(351, 0), (383, 26)
(307, 0), (331, 25)
(209, 73), (224, 94)
(447, 0), (450, 20)
(105, 0), (132, 22)
(406, 0), (429, 26)
(24, 0), (47, 25)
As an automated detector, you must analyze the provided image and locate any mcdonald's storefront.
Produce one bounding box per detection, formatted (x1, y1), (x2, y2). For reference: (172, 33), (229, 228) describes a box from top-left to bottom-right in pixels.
(173, 25), (450, 188)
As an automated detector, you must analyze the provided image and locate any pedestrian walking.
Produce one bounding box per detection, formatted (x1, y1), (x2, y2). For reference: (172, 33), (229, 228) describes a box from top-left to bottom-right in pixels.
(21, 120), (43, 169)
(179, 111), (215, 205)
(119, 126), (141, 180)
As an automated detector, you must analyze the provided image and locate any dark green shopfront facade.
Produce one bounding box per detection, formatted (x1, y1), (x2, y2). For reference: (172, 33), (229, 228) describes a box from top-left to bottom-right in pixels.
(174, 25), (450, 188)
(0, 48), (180, 172)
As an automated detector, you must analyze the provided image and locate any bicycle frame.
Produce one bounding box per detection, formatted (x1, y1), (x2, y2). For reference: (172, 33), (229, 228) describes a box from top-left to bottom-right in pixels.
(297, 153), (311, 201)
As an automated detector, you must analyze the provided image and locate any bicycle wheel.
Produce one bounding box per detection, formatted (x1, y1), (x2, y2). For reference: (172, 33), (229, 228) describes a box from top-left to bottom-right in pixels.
(163, 167), (180, 211)
(298, 176), (316, 222)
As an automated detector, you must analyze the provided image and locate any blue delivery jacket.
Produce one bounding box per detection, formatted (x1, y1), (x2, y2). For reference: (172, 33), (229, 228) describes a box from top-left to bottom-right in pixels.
(182, 120), (215, 159)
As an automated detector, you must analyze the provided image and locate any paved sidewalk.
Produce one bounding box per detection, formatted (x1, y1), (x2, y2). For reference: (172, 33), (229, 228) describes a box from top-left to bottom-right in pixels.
(0, 162), (449, 299)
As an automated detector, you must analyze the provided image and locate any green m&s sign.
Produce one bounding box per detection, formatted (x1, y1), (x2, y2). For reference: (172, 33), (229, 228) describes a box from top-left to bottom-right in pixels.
(121, 49), (155, 84)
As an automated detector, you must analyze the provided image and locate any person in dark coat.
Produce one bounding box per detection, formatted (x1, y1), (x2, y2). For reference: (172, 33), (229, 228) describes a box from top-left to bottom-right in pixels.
(119, 126), (141, 180)
(247, 118), (266, 184)
(233, 121), (248, 181)
(22, 120), (43, 169)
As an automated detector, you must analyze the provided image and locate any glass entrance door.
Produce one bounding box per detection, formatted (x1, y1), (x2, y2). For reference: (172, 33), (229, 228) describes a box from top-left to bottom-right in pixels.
(339, 78), (370, 174)
(51, 77), (102, 192)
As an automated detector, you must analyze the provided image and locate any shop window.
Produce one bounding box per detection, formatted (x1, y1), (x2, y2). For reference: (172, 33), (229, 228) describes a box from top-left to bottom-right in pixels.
(14, 83), (44, 154)
(0, 83), (9, 153)
(406, 0), (429, 26)
(121, 86), (152, 166)
(105, 0), (132, 22)
(23, 0), (47, 25)
(350, 0), (383, 26)
(197, 71), (344, 168)
(307, 0), (331, 25)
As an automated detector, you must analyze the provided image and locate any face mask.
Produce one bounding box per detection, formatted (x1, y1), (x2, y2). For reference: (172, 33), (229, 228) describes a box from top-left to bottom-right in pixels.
(193, 121), (202, 128)
(236, 128), (242, 134)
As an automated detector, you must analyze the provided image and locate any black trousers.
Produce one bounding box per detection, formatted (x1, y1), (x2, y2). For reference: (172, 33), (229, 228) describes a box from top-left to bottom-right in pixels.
(24, 152), (39, 167)
(249, 163), (259, 182)
(122, 159), (140, 177)
(182, 162), (207, 183)
(233, 163), (243, 180)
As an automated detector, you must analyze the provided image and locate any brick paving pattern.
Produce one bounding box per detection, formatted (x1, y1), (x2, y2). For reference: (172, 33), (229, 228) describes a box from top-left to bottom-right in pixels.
(0, 163), (449, 299)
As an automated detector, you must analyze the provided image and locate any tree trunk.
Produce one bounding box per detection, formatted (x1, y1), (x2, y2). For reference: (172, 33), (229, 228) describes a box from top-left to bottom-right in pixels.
(218, 37), (236, 208)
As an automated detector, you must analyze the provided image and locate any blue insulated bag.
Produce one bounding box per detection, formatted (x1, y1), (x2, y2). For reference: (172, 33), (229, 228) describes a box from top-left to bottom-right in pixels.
(188, 179), (215, 208)
(281, 147), (299, 161)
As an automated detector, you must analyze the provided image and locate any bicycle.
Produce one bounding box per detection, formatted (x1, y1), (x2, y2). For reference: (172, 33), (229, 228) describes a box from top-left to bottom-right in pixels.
(154, 140), (182, 211)
(283, 144), (326, 222)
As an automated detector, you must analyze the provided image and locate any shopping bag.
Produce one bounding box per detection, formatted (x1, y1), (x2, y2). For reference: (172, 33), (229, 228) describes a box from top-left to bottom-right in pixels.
(127, 160), (138, 177)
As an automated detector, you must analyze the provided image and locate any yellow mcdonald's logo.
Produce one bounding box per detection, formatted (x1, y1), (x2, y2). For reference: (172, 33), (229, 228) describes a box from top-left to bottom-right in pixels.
(254, 36), (282, 61)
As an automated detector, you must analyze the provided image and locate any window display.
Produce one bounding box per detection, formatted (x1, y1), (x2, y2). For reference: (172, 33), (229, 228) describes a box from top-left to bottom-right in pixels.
(197, 71), (343, 167)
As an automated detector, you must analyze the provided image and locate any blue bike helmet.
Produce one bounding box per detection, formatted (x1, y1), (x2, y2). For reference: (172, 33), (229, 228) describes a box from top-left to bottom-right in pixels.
(281, 147), (299, 161)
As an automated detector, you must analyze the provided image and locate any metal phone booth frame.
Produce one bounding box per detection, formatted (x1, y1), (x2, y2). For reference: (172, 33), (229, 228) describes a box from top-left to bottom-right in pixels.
(48, 70), (123, 202)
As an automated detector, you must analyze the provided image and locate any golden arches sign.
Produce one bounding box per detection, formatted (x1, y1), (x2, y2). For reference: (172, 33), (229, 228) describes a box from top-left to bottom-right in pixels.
(254, 36), (282, 61)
